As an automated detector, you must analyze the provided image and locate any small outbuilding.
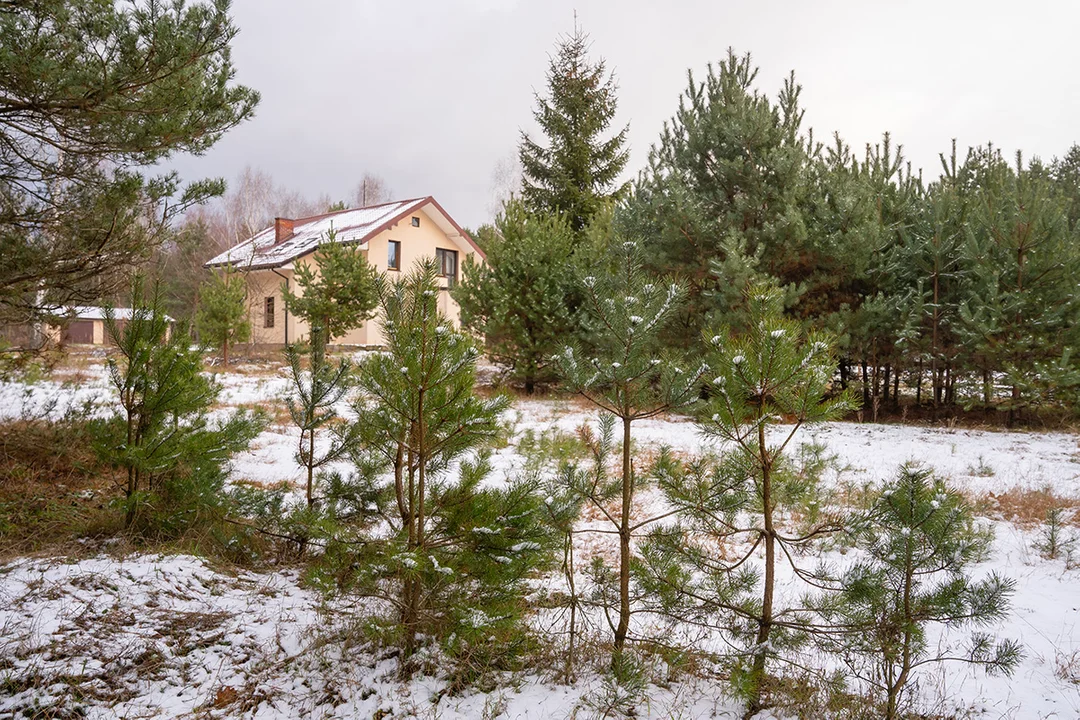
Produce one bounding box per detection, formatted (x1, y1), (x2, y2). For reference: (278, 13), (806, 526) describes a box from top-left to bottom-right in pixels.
(48, 307), (174, 346)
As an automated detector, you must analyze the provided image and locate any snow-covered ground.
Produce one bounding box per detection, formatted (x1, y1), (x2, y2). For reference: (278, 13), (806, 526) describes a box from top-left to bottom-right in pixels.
(0, 551), (754, 719)
(2, 359), (1080, 718)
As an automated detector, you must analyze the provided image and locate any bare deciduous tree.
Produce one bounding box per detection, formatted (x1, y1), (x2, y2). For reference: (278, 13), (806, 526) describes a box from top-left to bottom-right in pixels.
(354, 173), (393, 207)
(488, 152), (523, 217)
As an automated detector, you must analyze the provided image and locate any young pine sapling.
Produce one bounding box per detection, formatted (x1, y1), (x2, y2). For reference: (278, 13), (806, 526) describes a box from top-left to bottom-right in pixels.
(100, 279), (263, 531)
(639, 284), (857, 717)
(285, 324), (357, 510)
(553, 238), (706, 659)
(816, 463), (1020, 720)
(347, 260), (555, 676)
(195, 266), (249, 367)
(282, 228), (380, 347)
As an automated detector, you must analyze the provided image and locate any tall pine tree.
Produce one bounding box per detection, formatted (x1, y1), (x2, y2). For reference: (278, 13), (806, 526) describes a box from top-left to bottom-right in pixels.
(519, 23), (629, 233)
(620, 50), (816, 347)
(0, 0), (258, 326)
(956, 147), (1080, 423)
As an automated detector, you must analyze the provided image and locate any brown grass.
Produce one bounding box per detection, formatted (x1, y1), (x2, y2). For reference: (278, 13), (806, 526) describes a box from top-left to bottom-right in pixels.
(1055, 649), (1080, 685)
(210, 359), (288, 377)
(967, 485), (1080, 528)
(221, 400), (291, 426)
(0, 418), (122, 559)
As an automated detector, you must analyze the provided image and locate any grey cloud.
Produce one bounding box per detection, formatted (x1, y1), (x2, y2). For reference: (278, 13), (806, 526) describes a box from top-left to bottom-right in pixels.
(167, 0), (1080, 229)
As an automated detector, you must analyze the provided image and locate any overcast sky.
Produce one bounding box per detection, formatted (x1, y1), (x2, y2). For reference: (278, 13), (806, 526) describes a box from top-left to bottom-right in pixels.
(168, 0), (1080, 230)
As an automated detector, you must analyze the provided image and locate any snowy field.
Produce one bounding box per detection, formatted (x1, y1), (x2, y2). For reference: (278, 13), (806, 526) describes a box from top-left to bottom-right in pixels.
(2, 359), (1080, 718)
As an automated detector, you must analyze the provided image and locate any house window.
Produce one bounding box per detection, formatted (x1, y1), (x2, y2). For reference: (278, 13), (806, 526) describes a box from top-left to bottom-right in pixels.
(411, 216), (420, 227)
(436, 248), (458, 288)
(264, 296), (275, 328)
(388, 240), (401, 270)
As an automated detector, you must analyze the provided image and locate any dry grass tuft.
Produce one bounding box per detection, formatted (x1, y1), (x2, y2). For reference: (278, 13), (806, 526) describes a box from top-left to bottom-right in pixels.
(0, 418), (121, 559)
(968, 485), (1080, 528)
(223, 400), (291, 426)
(1055, 649), (1080, 685)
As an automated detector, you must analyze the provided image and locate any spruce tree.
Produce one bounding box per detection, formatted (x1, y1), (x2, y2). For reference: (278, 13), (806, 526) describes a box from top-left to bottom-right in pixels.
(346, 260), (554, 675)
(282, 229), (380, 346)
(453, 198), (579, 393)
(638, 284), (856, 716)
(519, 24), (630, 233)
(815, 464), (1020, 720)
(195, 267), (250, 367)
(97, 278), (263, 531)
(553, 234), (706, 659)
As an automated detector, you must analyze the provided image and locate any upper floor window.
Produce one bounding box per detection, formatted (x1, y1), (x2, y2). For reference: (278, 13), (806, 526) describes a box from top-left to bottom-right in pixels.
(388, 240), (401, 271)
(264, 296), (275, 328)
(436, 248), (458, 288)
(411, 216), (420, 227)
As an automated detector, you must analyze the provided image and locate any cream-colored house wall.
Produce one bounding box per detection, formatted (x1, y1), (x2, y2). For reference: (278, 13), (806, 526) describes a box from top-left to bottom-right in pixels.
(239, 205), (481, 348)
(244, 268), (297, 345)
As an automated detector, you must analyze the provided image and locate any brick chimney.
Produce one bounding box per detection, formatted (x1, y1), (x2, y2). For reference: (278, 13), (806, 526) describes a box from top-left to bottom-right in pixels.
(274, 217), (294, 243)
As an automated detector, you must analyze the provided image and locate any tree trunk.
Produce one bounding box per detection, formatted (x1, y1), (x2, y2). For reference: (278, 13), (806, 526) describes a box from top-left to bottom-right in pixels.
(124, 413), (137, 527)
(306, 430), (315, 508)
(1008, 384), (1020, 428)
(403, 443), (418, 658)
(883, 364), (891, 406)
(563, 532), (578, 682)
(931, 261), (941, 418)
(945, 365), (955, 407)
(747, 416), (775, 717)
(124, 467), (137, 527)
(613, 415), (633, 657)
(872, 361), (881, 422)
(393, 442), (407, 523)
(915, 359), (923, 407)
(861, 360), (870, 415)
(888, 549), (917, 720)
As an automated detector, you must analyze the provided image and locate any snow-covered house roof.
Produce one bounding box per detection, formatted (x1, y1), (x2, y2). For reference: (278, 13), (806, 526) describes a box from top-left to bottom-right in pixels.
(64, 307), (175, 322)
(204, 196), (482, 270)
